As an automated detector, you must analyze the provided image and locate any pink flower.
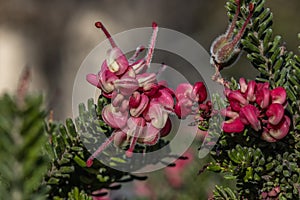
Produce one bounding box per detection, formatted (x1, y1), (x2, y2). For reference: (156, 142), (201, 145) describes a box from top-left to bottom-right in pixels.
(106, 47), (128, 76)
(174, 82), (208, 119)
(92, 188), (111, 200)
(164, 150), (194, 189)
(270, 87), (286, 104)
(222, 118), (245, 133)
(134, 181), (156, 200)
(222, 78), (291, 142)
(239, 104), (261, 131)
(102, 104), (128, 129)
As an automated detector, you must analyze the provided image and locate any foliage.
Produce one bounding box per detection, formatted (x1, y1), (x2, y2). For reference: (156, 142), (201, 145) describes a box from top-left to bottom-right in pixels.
(45, 96), (149, 199)
(0, 94), (49, 200)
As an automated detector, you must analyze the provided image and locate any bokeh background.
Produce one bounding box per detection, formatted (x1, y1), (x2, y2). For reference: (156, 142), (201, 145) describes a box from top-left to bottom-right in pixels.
(1, 0), (299, 199)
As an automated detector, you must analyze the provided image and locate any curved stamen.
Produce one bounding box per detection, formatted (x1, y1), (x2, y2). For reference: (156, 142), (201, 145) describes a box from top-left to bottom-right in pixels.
(145, 22), (159, 66)
(95, 21), (117, 48)
(156, 63), (167, 78)
(86, 132), (115, 167)
(129, 45), (145, 63)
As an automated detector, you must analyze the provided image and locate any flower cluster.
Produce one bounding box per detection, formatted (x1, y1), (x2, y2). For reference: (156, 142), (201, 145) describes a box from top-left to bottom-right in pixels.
(222, 78), (291, 142)
(86, 22), (208, 166)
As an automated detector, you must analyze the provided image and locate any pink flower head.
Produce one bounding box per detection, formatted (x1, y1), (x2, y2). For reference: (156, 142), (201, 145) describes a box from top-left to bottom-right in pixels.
(86, 22), (187, 165)
(223, 78), (291, 142)
(85, 22), (209, 166)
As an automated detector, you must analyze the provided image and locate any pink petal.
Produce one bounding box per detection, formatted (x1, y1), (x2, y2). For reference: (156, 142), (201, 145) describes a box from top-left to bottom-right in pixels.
(239, 104), (261, 131)
(269, 115), (291, 140)
(175, 83), (193, 101)
(222, 118), (245, 133)
(86, 73), (100, 87)
(255, 87), (270, 109)
(154, 88), (175, 110)
(239, 78), (247, 93)
(136, 73), (157, 88)
(174, 98), (193, 119)
(228, 91), (248, 106)
(113, 76), (139, 96)
(271, 87), (286, 104)
(102, 104), (128, 129)
(230, 100), (242, 112)
(92, 189), (111, 200)
(122, 66), (136, 78)
(224, 88), (231, 97)
(140, 123), (160, 145)
(119, 99), (129, 113)
(143, 83), (159, 96)
(111, 93), (124, 107)
(129, 91), (141, 108)
(98, 63), (118, 93)
(256, 82), (270, 91)
(191, 82), (207, 103)
(127, 117), (146, 135)
(130, 94), (149, 117)
(266, 103), (284, 125)
(261, 129), (277, 143)
(113, 130), (127, 146)
(199, 103), (209, 113)
(106, 47), (128, 76)
(147, 102), (168, 129)
(246, 80), (256, 102)
(220, 107), (239, 119)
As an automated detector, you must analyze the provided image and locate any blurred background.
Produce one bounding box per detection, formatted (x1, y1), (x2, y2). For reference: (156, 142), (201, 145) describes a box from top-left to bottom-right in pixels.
(0, 0), (299, 199)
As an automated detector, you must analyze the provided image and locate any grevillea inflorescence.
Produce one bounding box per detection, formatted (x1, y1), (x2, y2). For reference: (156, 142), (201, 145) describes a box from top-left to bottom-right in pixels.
(222, 78), (291, 142)
(85, 22), (208, 166)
